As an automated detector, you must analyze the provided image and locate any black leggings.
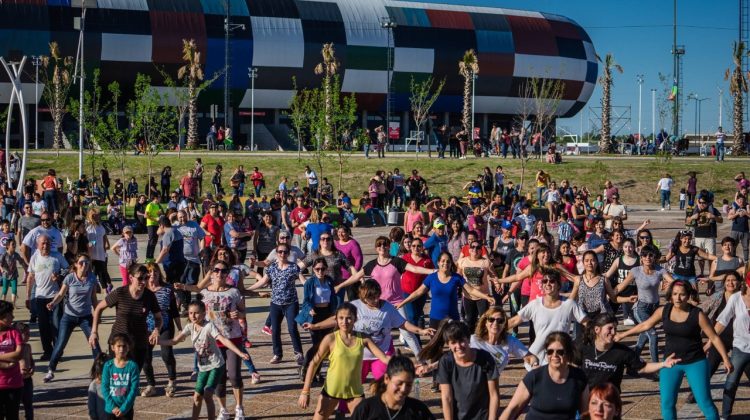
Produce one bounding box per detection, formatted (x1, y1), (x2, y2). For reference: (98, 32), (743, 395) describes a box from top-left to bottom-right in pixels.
(92, 260), (112, 289)
(462, 297), (488, 333)
(143, 328), (177, 386)
(0, 387), (22, 420)
(216, 343), (243, 398)
(21, 378), (32, 420)
(303, 306), (333, 376)
(146, 225), (159, 260)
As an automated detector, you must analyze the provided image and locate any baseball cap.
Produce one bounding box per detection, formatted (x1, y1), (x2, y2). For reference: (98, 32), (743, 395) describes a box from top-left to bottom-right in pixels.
(433, 218), (446, 229)
(501, 220), (513, 230)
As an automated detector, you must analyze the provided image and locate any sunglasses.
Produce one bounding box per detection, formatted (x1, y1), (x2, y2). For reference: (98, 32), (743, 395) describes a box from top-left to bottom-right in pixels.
(77, 260), (90, 266)
(41, 218), (51, 222)
(376, 243), (387, 248)
(411, 244), (423, 248)
(212, 268), (230, 274)
(541, 278), (559, 285)
(546, 348), (566, 357)
(641, 254), (655, 258)
(313, 266), (326, 272)
(487, 317), (505, 324)
(136, 275), (149, 282)
(276, 249), (289, 254)
(320, 237), (332, 242)
(470, 245), (482, 250)
(638, 236), (651, 240)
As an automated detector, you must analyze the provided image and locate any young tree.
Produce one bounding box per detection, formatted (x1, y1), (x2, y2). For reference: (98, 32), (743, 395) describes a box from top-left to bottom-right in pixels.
(40, 42), (74, 154)
(314, 43), (340, 150)
(458, 49), (479, 137)
(409, 75), (445, 158)
(288, 77), (313, 161)
(69, 68), (109, 179)
(657, 72), (672, 135)
(104, 81), (131, 179)
(514, 80), (535, 192)
(126, 74), (177, 188)
(325, 76), (358, 191)
(725, 41), (748, 156)
(530, 76), (566, 160)
(597, 53), (623, 154)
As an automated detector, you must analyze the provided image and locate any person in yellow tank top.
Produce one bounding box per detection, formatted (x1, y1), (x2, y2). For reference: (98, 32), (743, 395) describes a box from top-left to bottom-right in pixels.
(298, 303), (390, 419)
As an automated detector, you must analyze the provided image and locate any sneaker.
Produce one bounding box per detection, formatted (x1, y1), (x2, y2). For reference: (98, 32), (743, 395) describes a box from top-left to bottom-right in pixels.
(667, 204), (671, 210)
(624, 318), (636, 326)
(431, 381), (440, 393)
(295, 352), (304, 366)
(250, 372), (261, 384)
(141, 385), (157, 397)
(660, 208), (665, 211)
(217, 408), (231, 420)
(43, 371), (54, 383)
(261, 325), (272, 336)
(190, 370), (198, 381)
(234, 406), (245, 420)
(269, 355), (282, 364)
(165, 382), (176, 398)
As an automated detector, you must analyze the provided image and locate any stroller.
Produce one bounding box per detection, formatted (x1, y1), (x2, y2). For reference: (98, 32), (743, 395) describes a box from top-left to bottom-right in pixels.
(105, 202), (125, 235)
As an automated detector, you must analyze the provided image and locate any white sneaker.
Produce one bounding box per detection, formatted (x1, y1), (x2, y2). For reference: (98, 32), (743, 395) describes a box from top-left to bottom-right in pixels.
(217, 408), (231, 420)
(624, 318), (636, 326)
(660, 208), (665, 211)
(667, 204), (671, 210)
(235, 406), (245, 420)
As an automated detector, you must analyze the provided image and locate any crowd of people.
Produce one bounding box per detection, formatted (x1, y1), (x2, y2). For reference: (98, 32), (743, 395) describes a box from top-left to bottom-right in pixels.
(0, 154), (748, 420)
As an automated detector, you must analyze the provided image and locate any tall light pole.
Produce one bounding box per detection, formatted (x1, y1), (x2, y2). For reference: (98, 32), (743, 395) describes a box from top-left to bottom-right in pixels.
(471, 71), (477, 141)
(248, 67), (257, 152)
(718, 87), (724, 128)
(651, 88), (656, 142)
(30, 55), (41, 149)
(688, 93), (698, 135)
(73, 1), (87, 179)
(636, 74), (644, 142)
(224, 0), (245, 135)
(380, 17), (396, 146)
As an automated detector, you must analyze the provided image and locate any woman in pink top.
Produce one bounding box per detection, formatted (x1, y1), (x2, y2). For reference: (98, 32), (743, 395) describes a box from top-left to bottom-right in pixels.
(499, 243), (576, 302)
(337, 236), (436, 360)
(0, 301), (23, 415)
(334, 225), (364, 301)
(403, 200), (424, 234)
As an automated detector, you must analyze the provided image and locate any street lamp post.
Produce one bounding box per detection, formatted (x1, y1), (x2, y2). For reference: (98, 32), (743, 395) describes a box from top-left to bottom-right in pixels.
(471, 71), (476, 144)
(651, 88), (656, 144)
(248, 67), (257, 152)
(74, 1), (87, 179)
(224, 0), (245, 137)
(637, 74), (644, 143)
(30, 55), (41, 149)
(718, 87), (723, 128)
(380, 17), (396, 148)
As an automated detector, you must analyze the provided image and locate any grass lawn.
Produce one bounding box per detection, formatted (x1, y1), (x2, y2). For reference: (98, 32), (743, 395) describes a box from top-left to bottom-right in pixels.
(28, 151), (745, 205)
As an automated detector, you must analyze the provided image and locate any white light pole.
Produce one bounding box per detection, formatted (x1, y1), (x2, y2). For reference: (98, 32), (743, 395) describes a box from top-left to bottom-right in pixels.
(75, 1), (87, 179)
(31, 55), (41, 149)
(248, 67), (257, 152)
(636, 74), (644, 143)
(471, 71), (476, 141)
(718, 87), (723, 128)
(380, 17), (396, 148)
(651, 88), (656, 142)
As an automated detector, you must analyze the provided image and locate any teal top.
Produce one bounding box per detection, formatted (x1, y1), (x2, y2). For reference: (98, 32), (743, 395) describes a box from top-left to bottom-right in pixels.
(101, 359), (139, 414)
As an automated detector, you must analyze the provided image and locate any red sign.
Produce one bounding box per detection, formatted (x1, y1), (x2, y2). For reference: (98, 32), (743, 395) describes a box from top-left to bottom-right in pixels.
(239, 111), (266, 116)
(388, 123), (400, 140)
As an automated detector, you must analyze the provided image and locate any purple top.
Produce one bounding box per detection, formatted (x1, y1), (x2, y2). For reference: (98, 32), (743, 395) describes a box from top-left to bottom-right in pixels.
(335, 239), (363, 280)
(687, 177), (697, 194)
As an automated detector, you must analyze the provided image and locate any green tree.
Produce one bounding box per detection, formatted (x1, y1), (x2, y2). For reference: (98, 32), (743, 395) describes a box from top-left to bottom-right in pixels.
(287, 77), (314, 161)
(598, 53), (623, 154)
(409, 75), (445, 158)
(725, 41), (748, 155)
(40, 42), (75, 154)
(458, 49), (479, 136)
(314, 43), (340, 150)
(69, 68), (109, 179)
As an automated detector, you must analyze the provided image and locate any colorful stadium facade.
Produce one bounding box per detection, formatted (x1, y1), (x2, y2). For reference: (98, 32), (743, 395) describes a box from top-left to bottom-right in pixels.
(0, 0), (597, 148)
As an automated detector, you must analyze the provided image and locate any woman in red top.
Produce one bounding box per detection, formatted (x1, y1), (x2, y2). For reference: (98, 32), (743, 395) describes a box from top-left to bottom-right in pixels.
(400, 238), (434, 328)
(555, 241), (578, 292)
(250, 167), (264, 197)
(42, 169), (60, 215)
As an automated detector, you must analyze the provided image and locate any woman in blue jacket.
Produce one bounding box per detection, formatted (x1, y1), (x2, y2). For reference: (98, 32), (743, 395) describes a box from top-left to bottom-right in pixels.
(295, 256), (338, 381)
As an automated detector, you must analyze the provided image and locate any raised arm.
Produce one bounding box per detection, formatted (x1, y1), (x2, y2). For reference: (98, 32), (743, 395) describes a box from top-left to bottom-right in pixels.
(396, 285), (429, 310)
(615, 307), (664, 341)
(298, 333), (335, 409)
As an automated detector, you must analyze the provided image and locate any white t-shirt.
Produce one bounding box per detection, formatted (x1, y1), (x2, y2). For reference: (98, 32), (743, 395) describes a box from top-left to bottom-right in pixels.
(29, 251), (68, 299)
(518, 297), (586, 361)
(657, 177), (673, 191)
(31, 200), (46, 216)
(470, 334), (529, 374)
(351, 299), (405, 360)
(716, 292), (750, 353)
(86, 224), (107, 262)
(182, 321), (224, 371)
(603, 203), (626, 230)
(305, 170), (318, 186)
(22, 226), (64, 253)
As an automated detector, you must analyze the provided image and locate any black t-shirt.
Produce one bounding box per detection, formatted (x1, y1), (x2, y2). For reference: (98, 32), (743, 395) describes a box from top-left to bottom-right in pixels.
(672, 246), (699, 277)
(505, 248), (526, 276)
(580, 343), (645, 389)
(692, 206), (721, 238)
(105, 287), (161, 349)
(522, 366), (588, 420)
(350, 396), (435, 420)
(436, 349), (498, 420)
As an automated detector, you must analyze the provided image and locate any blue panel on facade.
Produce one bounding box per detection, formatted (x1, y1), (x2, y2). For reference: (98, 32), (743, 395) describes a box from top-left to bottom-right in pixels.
(0, 30), (49, 59)
(301, 19), (345, 44)
(476, 30), (513, 54)
(200, 0), (249, 16)
(387, 7), (430, 27)
(204, 38), (253, 89)
(556, 37), (585, 60)
(47, 0), (71, 6)
(147, 0), (203, 13)
(295, 1), (341, 22)
(470, 12), (509, 31)
(586, 61), (597, 83)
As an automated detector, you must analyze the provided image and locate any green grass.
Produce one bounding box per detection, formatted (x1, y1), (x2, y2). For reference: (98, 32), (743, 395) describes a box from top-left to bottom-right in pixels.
(27, 151), (744, 205)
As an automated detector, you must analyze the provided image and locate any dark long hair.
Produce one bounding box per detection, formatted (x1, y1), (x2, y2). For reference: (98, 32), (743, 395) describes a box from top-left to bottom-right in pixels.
(584, 313), (617, 346)
(369, 355), (415, 395)
(418, 320), (471, 363)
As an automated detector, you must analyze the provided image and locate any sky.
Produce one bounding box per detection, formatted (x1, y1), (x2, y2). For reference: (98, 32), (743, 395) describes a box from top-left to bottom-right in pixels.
(451, 0), (739, 137)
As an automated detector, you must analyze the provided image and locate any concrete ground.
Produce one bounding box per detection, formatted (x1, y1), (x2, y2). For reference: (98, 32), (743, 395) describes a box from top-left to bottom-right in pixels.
(23, 205), (750, 419)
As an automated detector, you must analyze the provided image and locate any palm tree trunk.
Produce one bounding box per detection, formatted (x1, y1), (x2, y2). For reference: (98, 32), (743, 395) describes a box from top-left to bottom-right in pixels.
(187, 82), (198, 149)
(733, 84), (745, 155)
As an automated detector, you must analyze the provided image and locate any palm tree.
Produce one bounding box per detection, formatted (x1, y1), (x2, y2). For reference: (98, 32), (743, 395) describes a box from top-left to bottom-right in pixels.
(725, 41), (748, 156)
(177, 39), (204, 149)
(314, 43), (339, 149)
(41, 42), (74, 154)
(597, 53), (622, 154)
(458, 49), (479, 136)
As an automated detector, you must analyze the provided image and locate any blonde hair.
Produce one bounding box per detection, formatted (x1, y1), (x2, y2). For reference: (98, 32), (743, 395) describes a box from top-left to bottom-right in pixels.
(475, 306), (508, 342)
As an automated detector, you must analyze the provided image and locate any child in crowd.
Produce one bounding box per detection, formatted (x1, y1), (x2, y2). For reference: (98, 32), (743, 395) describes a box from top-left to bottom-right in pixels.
(16, 322), (33, 420)
(0, 221), (14, 256)
(111, 226), (137, 286)
(592, 194), (604, 212)
(102, 334), (140, 420)
(88, 353), (109, 420)
(159, 302), (249, 420)
(388, 227), (405, 257)
(721, 198), (730, 215)
(0, 240), (25, 305)
(679, 188), (687, 210)
(557, 212), (574, 243)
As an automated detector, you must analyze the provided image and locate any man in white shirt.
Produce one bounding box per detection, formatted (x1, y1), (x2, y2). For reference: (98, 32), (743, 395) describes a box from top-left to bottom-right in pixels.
(602, 193), (627, 230)
(304, 166), (318, 198)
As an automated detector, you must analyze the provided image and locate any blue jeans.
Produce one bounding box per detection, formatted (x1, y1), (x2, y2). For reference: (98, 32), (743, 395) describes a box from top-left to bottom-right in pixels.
(537, 187), (546, 207)
(49, 314), (100, 371)
(722, 347), (750, 418)
(660, 358), (718, 420)
(671, 273), (698, 288)
(367, 208), (387, 226)
(501, 142), (508, 158)
(394, 186), (406, 207)
(43, 190), (57, 214)
(179, 261), (202, 309)
(269, 301), (303, 357)
(716, 144), (725, 161)
(364, 143), (370, 158)
(634, 301), (659, 362)
(402, 292), (427, 327)
(660, 190), (671, 209)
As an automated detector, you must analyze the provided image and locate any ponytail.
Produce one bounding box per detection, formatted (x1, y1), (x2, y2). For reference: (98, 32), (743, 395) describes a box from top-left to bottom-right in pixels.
(418, 319), (470, 363)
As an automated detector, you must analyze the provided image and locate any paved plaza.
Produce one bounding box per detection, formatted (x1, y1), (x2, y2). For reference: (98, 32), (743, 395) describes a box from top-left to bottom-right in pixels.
(22, 206), (750, 419)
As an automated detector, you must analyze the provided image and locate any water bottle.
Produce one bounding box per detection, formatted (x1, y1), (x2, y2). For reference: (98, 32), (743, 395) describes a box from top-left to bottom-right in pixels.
(413, 378), (420, 399)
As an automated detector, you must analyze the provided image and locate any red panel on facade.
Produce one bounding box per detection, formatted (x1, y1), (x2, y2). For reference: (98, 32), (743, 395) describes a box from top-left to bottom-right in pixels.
(477, 52), (514, 76)
(426, 9), (474, 30)
(506, 15), (557, 56)
(548, 20), (581, 39)
(561, 80), (583, 100)
(150, 11), (207, 64)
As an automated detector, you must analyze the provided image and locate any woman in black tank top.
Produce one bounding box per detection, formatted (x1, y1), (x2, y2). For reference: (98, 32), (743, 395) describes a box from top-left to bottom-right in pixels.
(615, 281), (731, 420)
(604, 238), (639, 324)
(665, 230), (716, 286)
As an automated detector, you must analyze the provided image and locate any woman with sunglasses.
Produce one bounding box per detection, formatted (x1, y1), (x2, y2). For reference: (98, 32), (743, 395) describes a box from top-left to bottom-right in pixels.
(248, 243), (306, 366)
(665, 230), (716, 288)
(140, 263), (180, 398)
(580, 313), (679, 390)
(635, 229), (661, 260)
(44, 253), (100, 383)
(85, 209), (112, 294)
(501, 332), (588, 420)
(589, 229), (624, 275)
(615, 245), (675, 363)
(616, 281), (731, 420)
(398, 252), (494, 328)
(498, 243), (576, 305)
(507, 269), (588, 362)
(458, 239), (499, 331)
(471, 306), (538, 374)
(708, 237), (745, 294)
(302, 232), (356, 301)
(295, 257), (338, 382)
(89, 264), (162, 372)
(398, 237), (434, 328)
(334, 225), (363, 301)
